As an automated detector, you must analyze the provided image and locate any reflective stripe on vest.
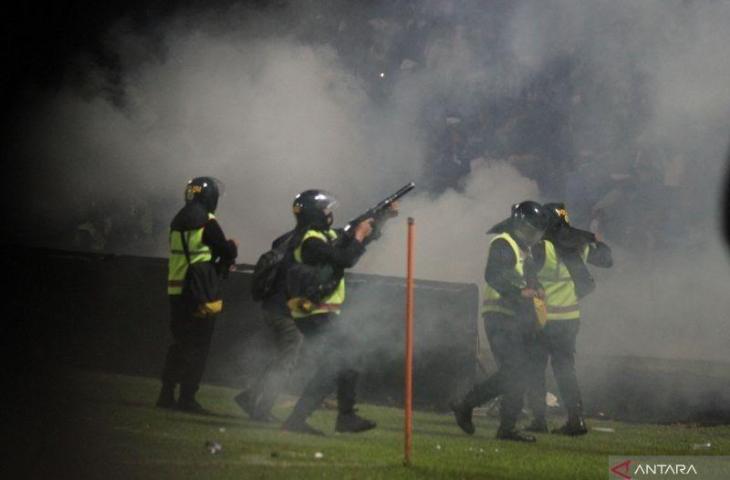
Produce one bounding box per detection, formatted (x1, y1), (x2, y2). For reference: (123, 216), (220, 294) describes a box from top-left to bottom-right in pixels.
(536, 240), (587, 320)
(167, 213), (214, 295)
(481, 232), (526, 317)
(291, 229), (346, 318)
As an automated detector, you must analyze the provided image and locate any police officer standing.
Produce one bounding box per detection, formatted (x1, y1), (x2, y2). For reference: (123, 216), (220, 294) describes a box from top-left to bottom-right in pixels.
(157, 177), (238, 413)
(525, 202), (612, 435)
(451, 201), (549, 442)
(280, 189), (396, 435)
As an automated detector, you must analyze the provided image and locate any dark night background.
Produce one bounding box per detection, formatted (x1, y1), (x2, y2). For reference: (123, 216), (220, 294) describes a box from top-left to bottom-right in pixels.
(3, 0), (240, 227)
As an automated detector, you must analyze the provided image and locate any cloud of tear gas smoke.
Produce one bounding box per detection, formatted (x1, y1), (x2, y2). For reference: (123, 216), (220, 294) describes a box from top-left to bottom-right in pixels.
(362, 0), (730, 363)
(22, 27), (423, 256)
(18, 0), (730, 365)
(496, 0), (730, 363)
(358, 163), (538, 284)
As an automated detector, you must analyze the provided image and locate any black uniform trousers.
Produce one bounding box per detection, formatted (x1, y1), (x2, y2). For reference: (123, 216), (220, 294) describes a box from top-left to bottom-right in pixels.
(287, 313), (359, 421)
(249, 308), (303, 416)
(526, 319), (582, 420)
(462, 312), (536, 430)
(161, 296), (217, 400)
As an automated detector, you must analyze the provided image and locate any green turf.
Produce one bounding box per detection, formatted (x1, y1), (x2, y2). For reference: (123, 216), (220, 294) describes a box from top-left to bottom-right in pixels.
(22, 371), (730, 479)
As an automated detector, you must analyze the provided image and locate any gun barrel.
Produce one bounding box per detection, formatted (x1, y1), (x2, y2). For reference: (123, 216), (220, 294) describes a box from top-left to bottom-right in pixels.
(390, 182), (416, 201)
(342, 181), (416, 233)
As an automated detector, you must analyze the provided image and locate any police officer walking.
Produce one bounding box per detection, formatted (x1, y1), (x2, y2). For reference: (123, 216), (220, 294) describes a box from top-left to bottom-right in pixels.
(234, 232), (304, 422)
(524, 202), (612, 435)
(157, 177), (238, 413)
(280, 189), (396, 436)
(451, 201), (549, 442)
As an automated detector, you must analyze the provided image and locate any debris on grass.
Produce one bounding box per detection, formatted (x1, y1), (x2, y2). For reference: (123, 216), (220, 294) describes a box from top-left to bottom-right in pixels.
(546, 392), (559, 408)
(593, 427), (615, 433)
(314, 451), (324, 459)
(219, 427), (226, 433)
(692, 442), (712, 450)
(435, 444), (442, 451)
(205, 440), (223, 454)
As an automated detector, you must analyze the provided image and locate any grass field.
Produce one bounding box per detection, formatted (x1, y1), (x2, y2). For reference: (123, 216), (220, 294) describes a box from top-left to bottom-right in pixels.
(12, 370), (730, 479)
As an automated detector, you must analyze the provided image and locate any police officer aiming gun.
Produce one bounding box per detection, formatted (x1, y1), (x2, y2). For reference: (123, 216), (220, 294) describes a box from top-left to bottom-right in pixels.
(281, 188), (402, 435)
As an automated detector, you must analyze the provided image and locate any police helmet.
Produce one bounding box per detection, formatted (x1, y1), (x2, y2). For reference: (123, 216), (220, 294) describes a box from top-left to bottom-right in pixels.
(292, 189), (338, 230)
(543, 202), (570, 229)
(185, 177), (224, 213)
(511, 200), (549, 246)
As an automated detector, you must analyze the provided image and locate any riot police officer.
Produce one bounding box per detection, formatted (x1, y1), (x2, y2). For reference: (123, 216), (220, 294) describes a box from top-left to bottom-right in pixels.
(234, 226), (305, 422)
(281, 189), (396, 435)
(157, 177), (238, 413)
(525, 202), (612, 435)
(451, 201), (549, 442)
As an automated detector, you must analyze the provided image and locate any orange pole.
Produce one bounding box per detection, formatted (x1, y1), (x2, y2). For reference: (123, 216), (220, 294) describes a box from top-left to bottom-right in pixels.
(404, 217), (415, 466)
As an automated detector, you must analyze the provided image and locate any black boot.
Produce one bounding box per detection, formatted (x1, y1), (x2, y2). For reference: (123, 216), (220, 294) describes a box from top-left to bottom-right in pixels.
(450, 401), (475, 435)
(177, 385), (210, 414)
(156, 383), (176, 409)
(282, 416), (325, 436)
(177, 397), (210, 414)
(177, 396), (211, 414)
(496, 426), (537, 443)
(335, 412), (376, 433)
(552, 415), (588, 436)
(524, 417), (548, 433)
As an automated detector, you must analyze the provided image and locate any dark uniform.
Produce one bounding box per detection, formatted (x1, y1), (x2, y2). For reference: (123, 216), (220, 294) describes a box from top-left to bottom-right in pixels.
(235, 231), (304, 421)
(157, 177), (237, 412)
(281, 189), (379, 436)
(451, 201), (549, 442)
(525, 205), (612, 434)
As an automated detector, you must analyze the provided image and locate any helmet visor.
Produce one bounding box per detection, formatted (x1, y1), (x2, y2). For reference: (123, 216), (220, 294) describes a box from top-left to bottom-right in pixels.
(314, 191), (338, 213)
(514, 222), (545, 246)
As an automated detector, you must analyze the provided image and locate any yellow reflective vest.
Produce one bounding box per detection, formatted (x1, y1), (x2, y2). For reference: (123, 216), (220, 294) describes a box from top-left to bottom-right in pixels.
(167, 213), (214, 295)
(481, 232), (527, 316)
(536, 240), (588, 321)
(289, 229), (346, 319)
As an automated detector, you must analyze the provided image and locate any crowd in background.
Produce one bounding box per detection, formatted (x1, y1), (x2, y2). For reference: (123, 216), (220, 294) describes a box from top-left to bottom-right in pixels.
(62, 0), (710, 260)
(305, 0), (706, 258)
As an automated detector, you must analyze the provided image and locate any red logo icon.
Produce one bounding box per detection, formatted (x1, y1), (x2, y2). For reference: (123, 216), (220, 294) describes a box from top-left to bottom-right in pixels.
(610, 460), (632, 479)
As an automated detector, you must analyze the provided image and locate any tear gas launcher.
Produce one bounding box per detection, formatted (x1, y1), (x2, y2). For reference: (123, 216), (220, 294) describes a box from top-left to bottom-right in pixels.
(341, 181), (415, 242)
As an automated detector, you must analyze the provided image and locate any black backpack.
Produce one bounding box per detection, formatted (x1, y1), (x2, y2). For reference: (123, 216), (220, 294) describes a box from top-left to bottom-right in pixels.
(250, 231), (296, 301)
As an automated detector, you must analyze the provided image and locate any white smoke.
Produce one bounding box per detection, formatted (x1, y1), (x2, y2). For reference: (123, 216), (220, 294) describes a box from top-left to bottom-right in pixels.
(17, 0), (730, 362)
(359, 162), (538, 284)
